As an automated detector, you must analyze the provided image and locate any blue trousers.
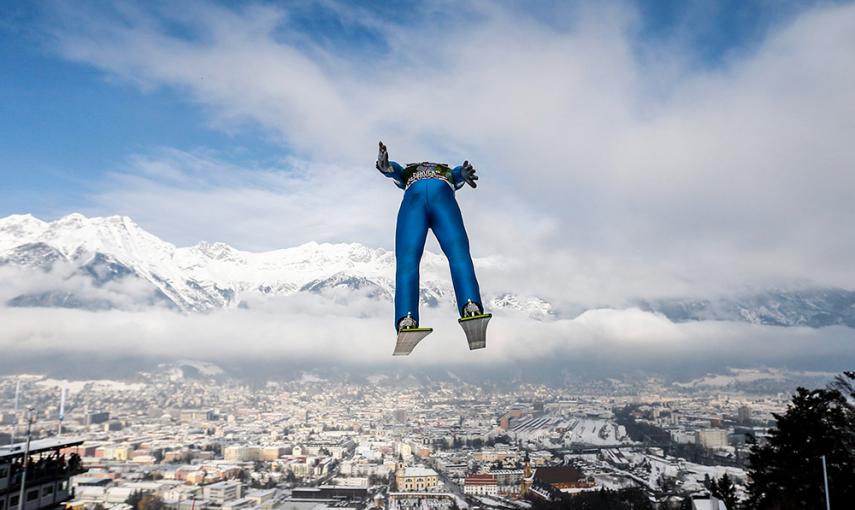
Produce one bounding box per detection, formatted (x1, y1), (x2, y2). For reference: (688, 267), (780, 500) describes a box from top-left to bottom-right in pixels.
(395, 178), (482, 330)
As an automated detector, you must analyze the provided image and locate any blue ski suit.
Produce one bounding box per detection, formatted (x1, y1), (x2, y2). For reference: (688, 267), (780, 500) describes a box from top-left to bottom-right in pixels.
(381, 161), (483, 330)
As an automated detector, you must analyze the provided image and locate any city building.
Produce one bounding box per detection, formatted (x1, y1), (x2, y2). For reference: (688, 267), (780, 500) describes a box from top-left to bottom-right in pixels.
(395, 467), (438, 492)
(489, 469), (524, 495)
(84, 412), (110, 426)
(387, 492), (457, 510)
(222, 498), (255, 510)
(463, 474), (497, 496)
(292, 483), (368, 501)
(202, 480), (241, 504)
(690, 495), (729, 510)
(180, 410), (215, 423)
(737, 406), (752, 424)
(0, 437), (86, 510)
(532, 466), (594, 492)
(696, 429), (728, 449)
(224, 446), (260, 462)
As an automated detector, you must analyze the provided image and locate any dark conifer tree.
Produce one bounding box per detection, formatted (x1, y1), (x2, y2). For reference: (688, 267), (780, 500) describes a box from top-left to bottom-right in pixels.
(745, 372), (855, 509)
(125, 490), (143, 510)
(711, 474), (738, 510)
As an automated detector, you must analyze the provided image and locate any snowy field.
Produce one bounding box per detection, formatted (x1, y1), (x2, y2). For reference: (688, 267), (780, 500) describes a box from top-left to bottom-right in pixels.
(510, 415), (630, 447)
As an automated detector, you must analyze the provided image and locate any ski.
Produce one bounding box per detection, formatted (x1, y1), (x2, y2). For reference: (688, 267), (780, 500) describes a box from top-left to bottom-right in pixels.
(393, 327), (433, 356)
(459, 313), (492, 350)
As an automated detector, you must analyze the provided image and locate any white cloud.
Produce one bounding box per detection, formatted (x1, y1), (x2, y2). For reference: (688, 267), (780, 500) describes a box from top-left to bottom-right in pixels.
(33, 1), (855, 302)
(1, 303), (852, 370)
(0, 264), (169, 311)
(88, 149), (399, 252)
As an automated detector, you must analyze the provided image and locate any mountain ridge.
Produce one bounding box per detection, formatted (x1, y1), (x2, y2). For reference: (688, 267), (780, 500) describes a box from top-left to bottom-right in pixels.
(1, 213), (854, 328)
(0, 213), (551, 316)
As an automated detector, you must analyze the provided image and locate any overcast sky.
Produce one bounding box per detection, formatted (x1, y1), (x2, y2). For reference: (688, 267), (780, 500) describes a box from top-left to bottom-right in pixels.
(1, 1), (854, 374)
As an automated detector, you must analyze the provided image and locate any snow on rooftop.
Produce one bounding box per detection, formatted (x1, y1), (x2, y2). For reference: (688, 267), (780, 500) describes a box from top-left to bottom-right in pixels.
(402, 466), (438, 477)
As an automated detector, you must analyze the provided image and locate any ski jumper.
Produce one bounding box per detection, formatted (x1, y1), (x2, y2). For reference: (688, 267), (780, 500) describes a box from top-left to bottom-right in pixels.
(381, 161), (483, 331)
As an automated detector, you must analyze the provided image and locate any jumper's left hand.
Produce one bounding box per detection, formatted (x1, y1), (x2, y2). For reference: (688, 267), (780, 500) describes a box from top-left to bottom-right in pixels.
(376, 141), (391, 173)
(462, 160), (478, 188)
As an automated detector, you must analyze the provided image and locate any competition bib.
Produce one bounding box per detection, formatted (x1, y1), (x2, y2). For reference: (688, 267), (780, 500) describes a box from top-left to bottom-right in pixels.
(403, 162), (453, 189)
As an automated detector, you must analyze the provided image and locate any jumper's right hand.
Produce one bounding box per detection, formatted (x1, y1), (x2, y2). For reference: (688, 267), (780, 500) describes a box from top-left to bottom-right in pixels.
(461, 160), (478, 188)
(376, 141), (391, 173)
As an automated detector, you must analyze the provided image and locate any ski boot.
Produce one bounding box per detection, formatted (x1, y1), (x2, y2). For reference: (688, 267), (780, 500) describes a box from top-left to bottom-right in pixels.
(459, 300), (492, 350)
(393, 312), (433, 356)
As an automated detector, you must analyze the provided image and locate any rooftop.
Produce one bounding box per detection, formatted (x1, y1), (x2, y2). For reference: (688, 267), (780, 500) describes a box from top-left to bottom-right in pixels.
(401, 467), (438, 477)
(464, 474), (497, 485)
(0, 437), (84, 461)
(533, 466), (584, 484)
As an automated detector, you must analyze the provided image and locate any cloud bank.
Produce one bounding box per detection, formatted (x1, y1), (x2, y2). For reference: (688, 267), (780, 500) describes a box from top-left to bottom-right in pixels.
(1, 302), (853, 374)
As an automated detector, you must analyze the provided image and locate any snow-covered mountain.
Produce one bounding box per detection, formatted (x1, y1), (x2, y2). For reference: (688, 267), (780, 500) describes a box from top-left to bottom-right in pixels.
(0, 213), (549, 316)
(2, 213), (854, 328)
(636, 289), (855, 328)
(672, 368), (837, 393)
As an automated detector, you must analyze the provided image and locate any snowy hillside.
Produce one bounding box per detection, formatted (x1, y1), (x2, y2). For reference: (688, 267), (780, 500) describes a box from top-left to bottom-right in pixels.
(0, 213), (548, 316)
(637, 288), (855, 328)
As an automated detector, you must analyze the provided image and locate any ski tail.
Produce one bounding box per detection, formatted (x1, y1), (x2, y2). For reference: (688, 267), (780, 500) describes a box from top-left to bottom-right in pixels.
(459, 314), (491, 350)
(393, 328), (433, 356)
